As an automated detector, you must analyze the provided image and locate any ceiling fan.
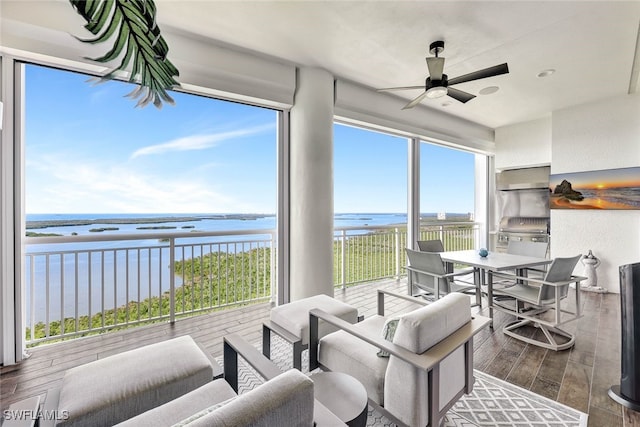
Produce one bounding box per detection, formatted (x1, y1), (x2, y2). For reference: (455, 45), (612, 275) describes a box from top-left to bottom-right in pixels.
(377, 40), (509, 109)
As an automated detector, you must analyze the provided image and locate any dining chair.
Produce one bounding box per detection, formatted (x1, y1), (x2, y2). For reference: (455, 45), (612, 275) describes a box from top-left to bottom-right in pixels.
(405, 249), (479, 304)
(492, 240), (550, 295)
(491, 254), (584, 351)
(417, 238), (476, 282)
(416, 239), (445, 252)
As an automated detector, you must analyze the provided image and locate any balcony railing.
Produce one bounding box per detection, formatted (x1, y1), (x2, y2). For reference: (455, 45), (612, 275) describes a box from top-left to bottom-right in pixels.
(24, 221), (479, 345)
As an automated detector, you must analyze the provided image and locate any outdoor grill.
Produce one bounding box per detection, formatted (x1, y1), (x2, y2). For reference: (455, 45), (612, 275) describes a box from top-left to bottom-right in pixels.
(496, 216), (550, 252)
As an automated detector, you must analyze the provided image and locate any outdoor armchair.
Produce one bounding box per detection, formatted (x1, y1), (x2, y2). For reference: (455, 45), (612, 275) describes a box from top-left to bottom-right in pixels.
(309, 290), (491, 427)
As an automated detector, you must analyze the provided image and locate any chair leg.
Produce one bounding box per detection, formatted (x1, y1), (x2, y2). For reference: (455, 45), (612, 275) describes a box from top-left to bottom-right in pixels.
(293, 341), (304, 371)
(503, 319), (576, 351)
(262, 323), (272, 359)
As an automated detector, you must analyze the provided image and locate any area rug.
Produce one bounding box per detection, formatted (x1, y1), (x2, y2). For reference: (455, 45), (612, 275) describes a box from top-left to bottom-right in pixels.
(223, 337), (588, 427)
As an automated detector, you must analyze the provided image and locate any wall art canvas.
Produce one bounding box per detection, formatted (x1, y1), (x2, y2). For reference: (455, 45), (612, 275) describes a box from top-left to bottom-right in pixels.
(550, 167), (640, 210)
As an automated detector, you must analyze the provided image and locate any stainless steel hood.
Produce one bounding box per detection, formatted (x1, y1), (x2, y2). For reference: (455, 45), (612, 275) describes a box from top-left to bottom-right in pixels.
(496, 166), (550, 190)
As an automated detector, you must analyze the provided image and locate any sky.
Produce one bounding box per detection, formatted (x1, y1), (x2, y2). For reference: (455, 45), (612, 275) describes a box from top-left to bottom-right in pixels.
(25, 64), (475, 214)
(550, 168), (640, 190)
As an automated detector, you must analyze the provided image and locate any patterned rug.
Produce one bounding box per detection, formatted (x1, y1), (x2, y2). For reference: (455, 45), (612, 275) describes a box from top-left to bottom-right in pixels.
(222, 336), (588, 427)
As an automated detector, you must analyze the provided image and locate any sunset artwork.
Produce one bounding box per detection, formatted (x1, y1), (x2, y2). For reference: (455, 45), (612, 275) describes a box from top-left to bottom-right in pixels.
(549, 167), (640, 210)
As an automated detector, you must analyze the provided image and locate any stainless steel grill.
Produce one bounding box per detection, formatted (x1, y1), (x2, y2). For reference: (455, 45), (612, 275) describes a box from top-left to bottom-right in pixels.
(496, 216), (550, 252)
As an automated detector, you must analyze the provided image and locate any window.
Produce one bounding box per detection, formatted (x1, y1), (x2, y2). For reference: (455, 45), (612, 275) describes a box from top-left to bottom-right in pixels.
(419, 142), (475, 220)
(23, 63), (279, 344)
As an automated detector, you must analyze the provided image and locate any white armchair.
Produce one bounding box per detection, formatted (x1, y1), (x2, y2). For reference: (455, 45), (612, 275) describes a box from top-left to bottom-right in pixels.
(309, 291), (491, 427)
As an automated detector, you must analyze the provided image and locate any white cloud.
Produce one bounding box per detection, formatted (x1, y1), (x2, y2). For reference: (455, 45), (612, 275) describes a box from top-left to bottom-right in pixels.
(26, 154), (260, 214)
(130, 123), (274, 159)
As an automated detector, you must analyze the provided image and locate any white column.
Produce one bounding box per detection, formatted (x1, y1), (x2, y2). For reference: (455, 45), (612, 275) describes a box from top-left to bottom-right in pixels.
(289, 68), (334, 300)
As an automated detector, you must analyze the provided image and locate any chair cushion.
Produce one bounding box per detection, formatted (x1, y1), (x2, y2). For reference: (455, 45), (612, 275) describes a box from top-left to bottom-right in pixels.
(114, 379), (237, 426)
(270, 294), (358, 345)
(57, 335), (215, 427)
(318, 315), (389, 405)
(185, 369), (314, 427)
(393, 292), (471, 354)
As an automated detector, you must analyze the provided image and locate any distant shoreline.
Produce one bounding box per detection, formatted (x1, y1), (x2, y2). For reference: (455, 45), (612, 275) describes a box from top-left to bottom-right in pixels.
(26, 214), (273, 229)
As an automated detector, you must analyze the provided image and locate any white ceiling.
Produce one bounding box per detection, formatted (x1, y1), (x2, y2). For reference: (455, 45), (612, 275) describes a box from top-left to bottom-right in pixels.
(154, 0), (640, 129)
(2, 1), (640, 129)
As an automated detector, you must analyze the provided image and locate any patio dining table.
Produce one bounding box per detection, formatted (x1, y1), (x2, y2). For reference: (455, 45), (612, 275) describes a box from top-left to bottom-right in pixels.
(438, 250), (553, 327)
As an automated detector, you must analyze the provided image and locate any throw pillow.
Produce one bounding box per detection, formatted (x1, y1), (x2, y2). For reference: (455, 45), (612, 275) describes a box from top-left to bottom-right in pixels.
(377, 317), (399, 357)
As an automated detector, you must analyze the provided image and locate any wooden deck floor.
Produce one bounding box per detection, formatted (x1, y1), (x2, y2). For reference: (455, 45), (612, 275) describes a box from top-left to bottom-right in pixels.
(1, 279), (638, 426)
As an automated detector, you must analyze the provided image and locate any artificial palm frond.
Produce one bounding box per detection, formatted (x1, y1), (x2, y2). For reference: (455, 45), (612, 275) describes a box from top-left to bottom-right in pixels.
(69, 0), (180, 108)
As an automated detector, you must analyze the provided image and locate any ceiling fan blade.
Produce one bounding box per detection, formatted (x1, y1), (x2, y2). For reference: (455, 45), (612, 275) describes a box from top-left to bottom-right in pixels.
(448, 63), (509, 86)
(377, 85), (424, 92)
(402, 91), (428, 110)
(426, 57), (445, 81)
(447, 87), (476, 103)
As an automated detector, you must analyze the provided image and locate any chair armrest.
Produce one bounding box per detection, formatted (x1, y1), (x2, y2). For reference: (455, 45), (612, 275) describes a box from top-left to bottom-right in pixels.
(491, 272), (587, 287)
(314, 401), (348, 426)
(223, 333), (282, 392)
(309, 308), (490, 372)
(377, 289), (429, 316)
(404, 265), (467, 280)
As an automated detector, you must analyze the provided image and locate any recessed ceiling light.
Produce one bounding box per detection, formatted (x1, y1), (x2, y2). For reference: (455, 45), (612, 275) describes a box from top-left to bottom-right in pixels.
(479, 86), (499, 95)
(537, 69), (556, 78)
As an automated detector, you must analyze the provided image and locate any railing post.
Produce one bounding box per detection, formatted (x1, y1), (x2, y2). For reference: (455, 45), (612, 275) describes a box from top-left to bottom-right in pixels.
(270, 232), (276, 303)
(341, 230), (346, 290)
(395, 227), (401, 279)
(169, 238), (176, 324)
(439, 225), (445, 249)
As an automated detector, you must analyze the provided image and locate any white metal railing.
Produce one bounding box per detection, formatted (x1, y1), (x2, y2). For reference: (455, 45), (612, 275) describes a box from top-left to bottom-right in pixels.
(25, 229), (276, 345)
(24, 221), (479, 345)
(333, 222), (480, 288)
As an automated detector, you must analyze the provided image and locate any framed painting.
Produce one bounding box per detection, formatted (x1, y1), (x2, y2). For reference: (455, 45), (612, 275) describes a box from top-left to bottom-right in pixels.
(550, 167), (640, 210)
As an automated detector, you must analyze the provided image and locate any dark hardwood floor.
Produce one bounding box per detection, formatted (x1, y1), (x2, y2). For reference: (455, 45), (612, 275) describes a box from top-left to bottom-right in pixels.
(1, 279), (638, 426)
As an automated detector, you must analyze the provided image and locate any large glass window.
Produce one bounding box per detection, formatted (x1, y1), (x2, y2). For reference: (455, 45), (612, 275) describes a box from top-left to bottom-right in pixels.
(419, 141), (476, 249)
(23, 63), (279, 344)
(419, 142), (475, 218)
(333, 123), (408, 286)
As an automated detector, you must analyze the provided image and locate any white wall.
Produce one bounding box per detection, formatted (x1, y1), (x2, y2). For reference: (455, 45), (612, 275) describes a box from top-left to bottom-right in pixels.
(495, 95), (640, 292)
(551, 93), (640, 293)
(495, 116), (551, 170)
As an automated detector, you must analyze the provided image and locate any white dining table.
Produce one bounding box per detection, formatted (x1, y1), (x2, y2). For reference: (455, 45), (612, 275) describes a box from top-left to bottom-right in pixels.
(438, 250), (553, 327)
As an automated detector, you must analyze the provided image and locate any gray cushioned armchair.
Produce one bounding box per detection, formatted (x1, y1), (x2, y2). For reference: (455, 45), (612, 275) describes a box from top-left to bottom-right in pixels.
(309, 290), (490, 427)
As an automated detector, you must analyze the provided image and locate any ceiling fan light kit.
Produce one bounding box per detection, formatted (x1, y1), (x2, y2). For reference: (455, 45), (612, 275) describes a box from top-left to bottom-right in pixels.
(377, 40), (509, 109)
(426, 85), (448, 99)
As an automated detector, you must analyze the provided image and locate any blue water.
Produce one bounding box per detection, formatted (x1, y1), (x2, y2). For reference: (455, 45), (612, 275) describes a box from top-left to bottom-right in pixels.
(27, 212), (413, 235)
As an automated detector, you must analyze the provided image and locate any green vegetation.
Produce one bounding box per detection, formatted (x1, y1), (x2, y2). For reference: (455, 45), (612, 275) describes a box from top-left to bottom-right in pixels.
(89, 227), (119, 232)
(26, 231), (62, 237)
(137, 225), (177, 230)
(26, 246), (272, 346)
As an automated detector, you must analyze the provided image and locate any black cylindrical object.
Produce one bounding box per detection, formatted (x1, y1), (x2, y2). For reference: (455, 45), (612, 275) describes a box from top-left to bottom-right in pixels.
(609, 262), (640, 412)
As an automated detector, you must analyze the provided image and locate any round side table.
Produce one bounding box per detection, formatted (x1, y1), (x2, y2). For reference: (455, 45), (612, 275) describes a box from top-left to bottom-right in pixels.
(310, 371), (368, 427)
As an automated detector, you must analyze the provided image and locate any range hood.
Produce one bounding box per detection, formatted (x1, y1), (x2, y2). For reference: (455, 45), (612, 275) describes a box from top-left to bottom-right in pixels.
(496, 166), (550, 190)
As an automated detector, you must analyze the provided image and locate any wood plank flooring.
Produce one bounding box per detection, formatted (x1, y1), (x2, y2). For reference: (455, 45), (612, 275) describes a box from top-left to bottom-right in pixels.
(1, 279), (637, 426)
